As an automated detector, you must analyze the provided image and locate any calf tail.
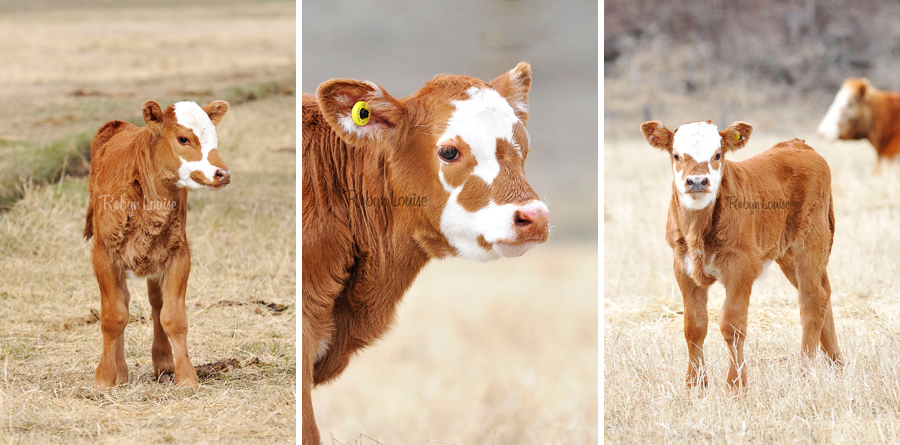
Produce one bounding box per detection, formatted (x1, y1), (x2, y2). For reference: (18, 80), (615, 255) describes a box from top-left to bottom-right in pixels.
(84, 205), (93, 241)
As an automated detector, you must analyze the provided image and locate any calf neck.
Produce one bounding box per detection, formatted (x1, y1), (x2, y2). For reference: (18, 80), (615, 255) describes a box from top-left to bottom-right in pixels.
(303, 63), (549, 443)
(642, 120), (840, 390)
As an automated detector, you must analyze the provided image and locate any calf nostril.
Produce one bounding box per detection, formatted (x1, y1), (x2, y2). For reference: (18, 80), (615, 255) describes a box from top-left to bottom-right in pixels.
(686, 178), (694, 186)
(514, 210), (533, 226)
(215, 170), (225, 180)
(700, 178), (708, 186)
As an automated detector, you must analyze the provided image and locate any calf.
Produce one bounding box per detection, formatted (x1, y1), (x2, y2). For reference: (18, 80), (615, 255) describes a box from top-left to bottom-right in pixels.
(302, 63), (549, 443)
(817, 77), (900, 173)
(641, 120), (841, 390)
(84, 100), (231, 389)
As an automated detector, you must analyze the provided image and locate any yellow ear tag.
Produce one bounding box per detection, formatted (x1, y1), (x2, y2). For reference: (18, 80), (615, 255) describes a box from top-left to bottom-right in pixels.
(734, 133), (741, 141)
(351, 101), (371, 126)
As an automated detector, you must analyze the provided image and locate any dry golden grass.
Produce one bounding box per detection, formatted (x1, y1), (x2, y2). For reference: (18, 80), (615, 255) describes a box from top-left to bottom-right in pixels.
(312, 245), (599, 444)
(0, 2), (295, 443)
(605, 130), (900, 443)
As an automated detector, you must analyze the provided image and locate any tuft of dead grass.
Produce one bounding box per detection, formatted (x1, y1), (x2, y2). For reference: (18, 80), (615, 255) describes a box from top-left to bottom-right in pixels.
(605, 130), (900, 443)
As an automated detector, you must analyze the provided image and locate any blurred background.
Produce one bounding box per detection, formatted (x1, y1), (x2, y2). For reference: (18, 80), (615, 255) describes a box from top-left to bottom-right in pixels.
(605, 0), (900, 139)
(303, 1), (599, 443)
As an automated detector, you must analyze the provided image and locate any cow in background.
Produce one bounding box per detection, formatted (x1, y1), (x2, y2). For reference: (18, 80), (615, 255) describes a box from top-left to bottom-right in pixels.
(818, 77), (900, 173)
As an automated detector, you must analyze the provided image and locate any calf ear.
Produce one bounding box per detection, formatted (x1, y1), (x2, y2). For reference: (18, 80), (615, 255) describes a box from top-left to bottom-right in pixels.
(316, 79), (405, 150)
(491, 62), (531, 125)
(203, 100), (229, 126)
(720, 121), (752, 151)
(640, 121), (673, 152)
(142, 100), (164, 134)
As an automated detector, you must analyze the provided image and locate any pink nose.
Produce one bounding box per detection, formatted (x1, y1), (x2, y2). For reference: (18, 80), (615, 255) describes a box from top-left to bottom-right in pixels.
(513, 203), (550, 242)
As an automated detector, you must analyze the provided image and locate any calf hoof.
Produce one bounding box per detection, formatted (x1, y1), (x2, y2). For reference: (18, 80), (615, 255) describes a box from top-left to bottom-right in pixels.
(157, 372), (174, 384)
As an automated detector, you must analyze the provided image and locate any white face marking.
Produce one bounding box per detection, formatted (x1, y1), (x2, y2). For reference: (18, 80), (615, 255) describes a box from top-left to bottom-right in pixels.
(434, 87), (541, 260)
(439, 87), (519, 184)
(173, 101), (220, 189)
(817, 85), (853, 141)
(672, 122), (722, 211)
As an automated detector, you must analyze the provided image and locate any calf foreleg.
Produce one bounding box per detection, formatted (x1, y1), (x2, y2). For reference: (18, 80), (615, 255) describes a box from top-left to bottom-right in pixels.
(674, 260), (710, 387)
(93, 245), (131, 389)
(157, 252), (199, 388)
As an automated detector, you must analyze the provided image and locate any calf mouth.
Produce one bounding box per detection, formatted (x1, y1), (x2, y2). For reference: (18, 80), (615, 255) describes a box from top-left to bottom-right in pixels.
(493, 240), (541, 257)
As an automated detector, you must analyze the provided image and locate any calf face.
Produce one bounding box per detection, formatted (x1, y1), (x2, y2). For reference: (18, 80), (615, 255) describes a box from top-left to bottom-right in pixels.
(142, 100), (232, 189)
(316, 62), (549, 260)
(641, 120), (753, 210)
(817, 77), (871, 141)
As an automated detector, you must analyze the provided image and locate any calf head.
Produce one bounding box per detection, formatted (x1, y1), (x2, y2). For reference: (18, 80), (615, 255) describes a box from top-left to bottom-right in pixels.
(817, 77), (873, 141)
(642, 120), (753, 210)
(316, 62), (549, 260)
(142, 100), (231, 189)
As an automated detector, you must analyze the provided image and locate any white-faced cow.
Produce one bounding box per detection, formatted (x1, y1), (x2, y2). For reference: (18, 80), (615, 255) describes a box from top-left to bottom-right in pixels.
(302, 63), (550, 443)
(641, 120), (841, 391)
(84, 100), (231, 389)
(817, 77), (900, 173)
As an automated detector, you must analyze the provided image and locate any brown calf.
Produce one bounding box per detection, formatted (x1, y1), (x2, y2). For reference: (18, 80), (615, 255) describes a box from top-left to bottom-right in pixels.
(641, 120), (841, 390)
(817, 77), (900, 173)
(303, 63), (550, 443)
(84, 100), (231, 389)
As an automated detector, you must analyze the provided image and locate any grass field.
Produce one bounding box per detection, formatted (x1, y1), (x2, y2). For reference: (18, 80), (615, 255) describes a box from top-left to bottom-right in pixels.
(312, 245), (599, 444)
(0, 1), (296, 443)
(604, 130), (900, 443)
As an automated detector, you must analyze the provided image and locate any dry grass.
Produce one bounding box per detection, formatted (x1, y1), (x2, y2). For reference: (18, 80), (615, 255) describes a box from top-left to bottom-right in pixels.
(605, 130), (900, 443)
(312, 245), (599, 444)
(0, 2), (295, 443)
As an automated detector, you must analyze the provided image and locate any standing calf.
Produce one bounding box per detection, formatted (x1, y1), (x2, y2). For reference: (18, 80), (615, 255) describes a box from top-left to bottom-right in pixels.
(84, 100), (231, 389)
(641, 120), (841, 390)
(303, 63), (550, 443)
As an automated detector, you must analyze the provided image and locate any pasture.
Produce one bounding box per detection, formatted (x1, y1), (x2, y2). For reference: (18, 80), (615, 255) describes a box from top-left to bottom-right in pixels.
(0, 1), (295, 443)
(604, 131), (900, 443)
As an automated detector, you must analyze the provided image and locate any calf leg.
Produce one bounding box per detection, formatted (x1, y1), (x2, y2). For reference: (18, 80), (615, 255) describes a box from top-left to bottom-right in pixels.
(795, 252), (841, 364)
(92, 246), (130, 389)
(721, 272), (754, 391)
(148, 277), (176, 382)
(158, 252), (199, 388)
(302, 315), (322, 445)
(674, 261), (709, 387)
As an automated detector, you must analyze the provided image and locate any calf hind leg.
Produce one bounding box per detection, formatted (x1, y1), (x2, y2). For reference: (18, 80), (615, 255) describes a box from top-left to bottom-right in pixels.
(795, 253), (841, 364)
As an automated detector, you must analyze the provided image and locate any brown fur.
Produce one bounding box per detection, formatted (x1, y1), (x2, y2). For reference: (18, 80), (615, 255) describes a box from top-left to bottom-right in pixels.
(85, 100), (230, 390)
(303, 63), (546, 444)
(642, 121), (841, 391)
(824, 77), (900, 172)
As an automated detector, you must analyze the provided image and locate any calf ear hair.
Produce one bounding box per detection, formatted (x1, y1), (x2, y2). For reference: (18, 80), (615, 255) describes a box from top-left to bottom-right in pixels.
(640, 121), (673, 152)
(316, 79), (405, 151)
(720, 121), (752, 152)
(142, 100), (164, 133)
(203, 100), (229, 126)
(490, 62), (531, 125)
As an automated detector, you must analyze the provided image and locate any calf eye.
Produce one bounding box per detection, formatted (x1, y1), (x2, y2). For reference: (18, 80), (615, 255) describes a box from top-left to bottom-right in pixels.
(438, 145), (459, 161)
(673, 154), (680, 161)
(178, 137), (190, 145)
(715, 153), (721, 160)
